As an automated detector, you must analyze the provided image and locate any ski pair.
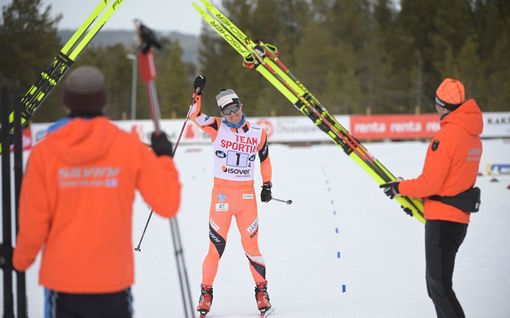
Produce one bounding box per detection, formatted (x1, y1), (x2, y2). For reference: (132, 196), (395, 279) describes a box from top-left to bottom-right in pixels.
(192, 0), (425, 223)
(0, 0), (125, 153)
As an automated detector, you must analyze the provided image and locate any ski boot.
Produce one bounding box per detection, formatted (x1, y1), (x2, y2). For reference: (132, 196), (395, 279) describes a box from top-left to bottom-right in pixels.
(255, 281), (272, 317)
(197, 284), (213, 317)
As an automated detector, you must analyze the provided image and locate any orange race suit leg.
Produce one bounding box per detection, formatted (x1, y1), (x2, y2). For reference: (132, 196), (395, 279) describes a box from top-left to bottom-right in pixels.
(202, 183), (266, 286)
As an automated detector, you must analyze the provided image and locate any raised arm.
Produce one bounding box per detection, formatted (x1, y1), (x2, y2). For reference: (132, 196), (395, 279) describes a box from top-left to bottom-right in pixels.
(188, 75), (221, 141)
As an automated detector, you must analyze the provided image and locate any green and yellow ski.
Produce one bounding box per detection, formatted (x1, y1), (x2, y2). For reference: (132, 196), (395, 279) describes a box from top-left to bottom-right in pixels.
(193, 0), (425, 223)
(1, 0), (125, 153)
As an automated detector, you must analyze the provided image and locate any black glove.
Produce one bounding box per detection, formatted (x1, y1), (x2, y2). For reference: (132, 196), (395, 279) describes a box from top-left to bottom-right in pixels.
(379, 181), (400, 199)
(193, 75), (206, 95)
(260, 182), (272, 203)
(150, 132), (174, 157)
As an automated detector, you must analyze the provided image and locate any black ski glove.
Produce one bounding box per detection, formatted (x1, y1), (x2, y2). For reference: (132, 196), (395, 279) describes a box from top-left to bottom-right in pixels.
(260, 182), (272, 203)
(379, 181), (400, 199)
(194, 75), (206, 95)
(150, 132), (174, 158)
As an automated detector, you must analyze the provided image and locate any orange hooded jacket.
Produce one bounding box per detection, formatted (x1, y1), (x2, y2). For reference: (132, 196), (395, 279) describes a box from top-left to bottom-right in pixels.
(13, 117), (181, 293)
(399, 99), (483, 224)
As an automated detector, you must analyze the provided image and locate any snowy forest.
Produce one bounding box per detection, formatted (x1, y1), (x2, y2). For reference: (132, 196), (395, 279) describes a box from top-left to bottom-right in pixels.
(0, 0), (509, 122)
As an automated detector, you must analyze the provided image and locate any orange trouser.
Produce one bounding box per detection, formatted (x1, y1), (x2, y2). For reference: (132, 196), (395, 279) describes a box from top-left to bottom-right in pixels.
(201, 183), (266, 286)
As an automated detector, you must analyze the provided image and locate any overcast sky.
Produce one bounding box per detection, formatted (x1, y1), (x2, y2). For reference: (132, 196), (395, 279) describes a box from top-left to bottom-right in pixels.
(1, 0), (205, 35)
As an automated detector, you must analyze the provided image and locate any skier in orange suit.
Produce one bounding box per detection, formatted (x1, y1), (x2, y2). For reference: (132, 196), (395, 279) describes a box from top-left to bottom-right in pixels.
(189, 75), (273, 316)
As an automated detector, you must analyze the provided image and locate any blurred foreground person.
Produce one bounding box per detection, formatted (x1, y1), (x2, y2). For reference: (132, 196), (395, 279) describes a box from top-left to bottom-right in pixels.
(13, 66), (181, 318)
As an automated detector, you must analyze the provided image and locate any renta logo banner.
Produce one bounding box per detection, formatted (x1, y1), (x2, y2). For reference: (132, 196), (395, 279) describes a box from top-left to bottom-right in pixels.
(350, 114), (441, 140)
(350, 112), (510, 140)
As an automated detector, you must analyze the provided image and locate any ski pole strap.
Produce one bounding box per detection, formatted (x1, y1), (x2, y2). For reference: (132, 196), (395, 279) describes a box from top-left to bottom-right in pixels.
(428, 187), (481, 213)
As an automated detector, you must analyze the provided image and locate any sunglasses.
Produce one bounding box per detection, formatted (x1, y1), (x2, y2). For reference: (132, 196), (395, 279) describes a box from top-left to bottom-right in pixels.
(221, 104), (241, 115)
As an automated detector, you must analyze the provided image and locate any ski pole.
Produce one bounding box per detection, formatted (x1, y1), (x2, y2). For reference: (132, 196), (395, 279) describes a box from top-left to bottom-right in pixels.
(133, 19), (167, 252)
(135, 82), (199, 251)
(1, 81), (15, 318)
(134, 211), (153, 251)
(133, 21), (196, 318)
(172, 106), (191, 155)
(134, 113), (188, 252)
(272, 197), (293, 205)
(13, 84), (28, 318)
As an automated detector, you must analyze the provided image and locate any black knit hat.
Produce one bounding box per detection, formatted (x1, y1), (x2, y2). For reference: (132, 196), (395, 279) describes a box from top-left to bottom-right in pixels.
(62, 66), (107, 115)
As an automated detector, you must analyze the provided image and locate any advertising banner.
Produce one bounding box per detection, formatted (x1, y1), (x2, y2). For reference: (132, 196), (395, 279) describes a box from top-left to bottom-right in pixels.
(350, 114), (441, 140)
(31, 119), (211, 148)
(26, 112), (510, 151)
(252, 116), (349, 143)
(481, 112), (510, 138)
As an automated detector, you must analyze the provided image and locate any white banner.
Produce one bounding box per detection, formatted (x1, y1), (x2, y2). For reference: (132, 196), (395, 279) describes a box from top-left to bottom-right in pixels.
(482, 112), (510, 138)
(31, 119), (212, 147)
(251, 115), (349, 142)
(31, 115), (350, 146)
(29, 112), (509, 148)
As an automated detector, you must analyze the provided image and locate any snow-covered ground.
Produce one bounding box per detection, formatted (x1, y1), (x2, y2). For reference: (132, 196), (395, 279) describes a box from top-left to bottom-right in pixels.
(5, 139), (510, 317)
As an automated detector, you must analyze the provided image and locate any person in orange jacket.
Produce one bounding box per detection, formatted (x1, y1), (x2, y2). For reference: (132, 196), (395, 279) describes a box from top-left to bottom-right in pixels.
(381, 78), (483, 318)
(189, 76), (273, 317)
(12, 66), (181, 318)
